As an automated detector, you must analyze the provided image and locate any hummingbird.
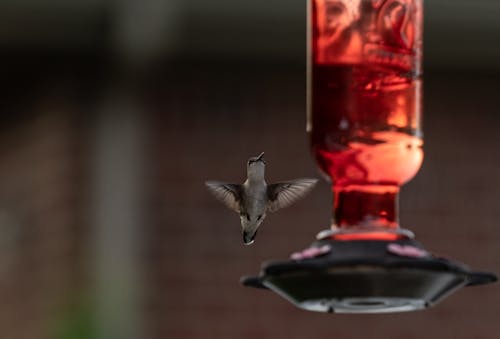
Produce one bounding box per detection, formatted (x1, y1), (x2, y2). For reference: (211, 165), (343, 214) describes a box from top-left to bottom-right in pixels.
(205, 152), (318, 245)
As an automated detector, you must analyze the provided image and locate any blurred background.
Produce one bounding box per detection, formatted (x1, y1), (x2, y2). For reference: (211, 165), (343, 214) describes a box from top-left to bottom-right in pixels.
(0, 0), (499, 338)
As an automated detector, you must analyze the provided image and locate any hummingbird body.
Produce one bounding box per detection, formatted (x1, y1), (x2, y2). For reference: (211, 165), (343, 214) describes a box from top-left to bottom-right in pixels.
(206, 152), (318, 245)
(240, 178), (267, 243)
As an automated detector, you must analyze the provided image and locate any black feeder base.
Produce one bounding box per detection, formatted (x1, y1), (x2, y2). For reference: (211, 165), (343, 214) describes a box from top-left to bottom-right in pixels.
(241, 235), (497, 313)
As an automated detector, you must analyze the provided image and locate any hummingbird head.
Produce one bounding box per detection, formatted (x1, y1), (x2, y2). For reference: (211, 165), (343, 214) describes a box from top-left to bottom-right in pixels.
(247, 152), (265, 180)
(240, 212), (264, 245)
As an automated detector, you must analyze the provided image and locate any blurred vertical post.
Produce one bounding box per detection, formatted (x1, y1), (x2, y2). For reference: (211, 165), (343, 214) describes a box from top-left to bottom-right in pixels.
(89, 104), (145, 339)
(113, 0), (180, 66)
(88, 1), (178, 338)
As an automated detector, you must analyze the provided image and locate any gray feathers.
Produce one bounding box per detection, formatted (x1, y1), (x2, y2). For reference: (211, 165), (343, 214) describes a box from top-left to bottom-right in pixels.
(205, 181), (242, 212)
(205, 178), (318, 213)
(267, 178), (318, 212)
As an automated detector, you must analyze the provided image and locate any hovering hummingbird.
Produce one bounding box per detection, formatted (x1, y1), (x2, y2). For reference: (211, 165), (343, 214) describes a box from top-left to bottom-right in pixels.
(205, 152), (318, 245)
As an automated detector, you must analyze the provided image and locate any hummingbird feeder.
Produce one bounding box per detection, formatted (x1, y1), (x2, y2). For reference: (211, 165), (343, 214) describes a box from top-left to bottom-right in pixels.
(241, 0), (496, 313)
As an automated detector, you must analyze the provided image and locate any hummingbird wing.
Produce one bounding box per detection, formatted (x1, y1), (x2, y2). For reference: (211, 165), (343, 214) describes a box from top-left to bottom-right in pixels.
(267, 178), (318, 212)
(205, 181), (243, 212)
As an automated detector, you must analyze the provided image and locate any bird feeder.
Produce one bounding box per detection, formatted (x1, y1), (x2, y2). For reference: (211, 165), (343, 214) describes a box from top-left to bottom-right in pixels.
(241, 0), (496, 313)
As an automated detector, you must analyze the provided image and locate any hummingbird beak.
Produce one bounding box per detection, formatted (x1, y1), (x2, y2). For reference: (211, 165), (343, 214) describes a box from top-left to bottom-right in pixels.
(256, 152), (265, 162)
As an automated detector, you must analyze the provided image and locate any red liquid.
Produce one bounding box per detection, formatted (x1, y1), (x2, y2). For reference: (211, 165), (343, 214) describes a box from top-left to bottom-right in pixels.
(308, 0), (423, 233)
(311, 64), (423, 188)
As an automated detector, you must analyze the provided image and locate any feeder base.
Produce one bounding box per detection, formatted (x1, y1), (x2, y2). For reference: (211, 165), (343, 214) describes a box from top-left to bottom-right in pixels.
(241, 236), (496, 314)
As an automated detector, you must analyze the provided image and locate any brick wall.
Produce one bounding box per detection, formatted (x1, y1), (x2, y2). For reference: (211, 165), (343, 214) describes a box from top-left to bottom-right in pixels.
(0, 107), (84, 339)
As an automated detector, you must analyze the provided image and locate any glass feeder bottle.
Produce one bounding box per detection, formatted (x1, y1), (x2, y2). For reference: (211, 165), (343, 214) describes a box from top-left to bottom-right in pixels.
(308, 0), (423, 240)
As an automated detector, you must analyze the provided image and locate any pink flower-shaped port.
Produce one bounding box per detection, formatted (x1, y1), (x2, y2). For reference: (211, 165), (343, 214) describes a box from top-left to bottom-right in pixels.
(387, 243), (429, 258)
(290, 245), (332, 260)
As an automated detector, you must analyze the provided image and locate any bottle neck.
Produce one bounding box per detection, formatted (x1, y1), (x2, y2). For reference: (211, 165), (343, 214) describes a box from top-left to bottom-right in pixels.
(331, 184), (401, 240)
